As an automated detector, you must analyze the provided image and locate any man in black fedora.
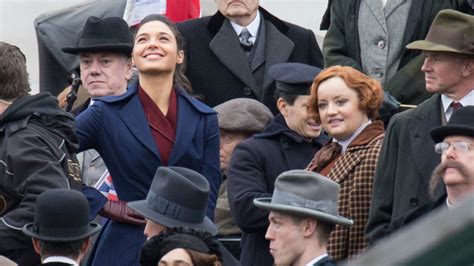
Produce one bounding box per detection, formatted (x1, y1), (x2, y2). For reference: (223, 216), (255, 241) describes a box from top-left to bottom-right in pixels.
(128, 166), (239, 266)
(61, 16), (141, 224)
(227, 62), (328, 265)
(384, 106), (474, 237)
(23, 189), (101, 265)
(254, 170), (353, 266)
(367, 9), (474, 244)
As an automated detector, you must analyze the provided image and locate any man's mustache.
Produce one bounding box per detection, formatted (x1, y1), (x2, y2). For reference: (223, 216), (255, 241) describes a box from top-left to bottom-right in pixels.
(429, 160), (471, 199)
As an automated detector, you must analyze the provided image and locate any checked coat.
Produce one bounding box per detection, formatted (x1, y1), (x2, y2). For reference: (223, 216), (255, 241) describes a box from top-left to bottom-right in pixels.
(307, 121), (384, 261)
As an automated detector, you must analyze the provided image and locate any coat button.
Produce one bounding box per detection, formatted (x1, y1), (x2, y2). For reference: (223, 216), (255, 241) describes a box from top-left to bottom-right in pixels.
(409, 197), (419, 206)
(243, 87), (252, 96)
(375, 71), (384, 78)
(377, 40), (385, 49)
(282, 142), (289, 149)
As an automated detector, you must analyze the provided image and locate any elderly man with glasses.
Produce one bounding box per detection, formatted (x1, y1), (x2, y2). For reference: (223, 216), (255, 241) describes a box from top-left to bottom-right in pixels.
(381, 106), (474, 238)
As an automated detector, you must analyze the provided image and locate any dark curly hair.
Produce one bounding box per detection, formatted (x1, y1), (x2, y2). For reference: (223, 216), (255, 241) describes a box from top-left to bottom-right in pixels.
(140, 227), (222, 266)
(0, 42), (30, 101)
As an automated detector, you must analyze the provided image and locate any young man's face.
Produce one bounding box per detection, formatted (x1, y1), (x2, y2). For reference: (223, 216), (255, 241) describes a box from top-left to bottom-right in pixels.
(265, 211), (307, 265)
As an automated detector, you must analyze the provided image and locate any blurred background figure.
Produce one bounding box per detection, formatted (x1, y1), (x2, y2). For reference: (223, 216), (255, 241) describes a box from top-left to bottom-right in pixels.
(22, 189), (101, 265)
(140, 228), (223, 266)
(177, 0), (324, 114)
(307, 65), (385, 261)
(0, 41), (82, 265)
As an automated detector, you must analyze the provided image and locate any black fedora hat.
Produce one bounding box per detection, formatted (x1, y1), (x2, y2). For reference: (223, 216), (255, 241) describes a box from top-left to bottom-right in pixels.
(23, 189), (101, 241)
(254, 170), (353, 226)
(62, 16), (132, 55)
(431, 106), (474, 143)
(128, 167), (217, 235)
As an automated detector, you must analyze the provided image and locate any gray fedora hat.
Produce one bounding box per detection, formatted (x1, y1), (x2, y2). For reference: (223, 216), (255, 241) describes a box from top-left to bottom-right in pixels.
(406, 9), (474, 55)
(214, 98), (273, 132)
(254, 170), (353, 226)
(128, 167), (217, 235)
(62, 16), (132, 55)
(23, 189), (101, 242)
(431, 106), (474, 143)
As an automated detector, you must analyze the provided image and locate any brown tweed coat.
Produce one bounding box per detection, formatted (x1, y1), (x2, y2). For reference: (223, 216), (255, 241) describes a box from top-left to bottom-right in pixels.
(307, 121), (385, 261)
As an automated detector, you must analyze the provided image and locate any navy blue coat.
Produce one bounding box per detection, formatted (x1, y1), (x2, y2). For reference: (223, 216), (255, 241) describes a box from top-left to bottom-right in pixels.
(76, 83), (221, 265)
(227, 115), (328, 266)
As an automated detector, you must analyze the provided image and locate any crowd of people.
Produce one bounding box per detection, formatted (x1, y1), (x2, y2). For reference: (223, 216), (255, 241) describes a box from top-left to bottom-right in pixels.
(0, 0), (473, 265)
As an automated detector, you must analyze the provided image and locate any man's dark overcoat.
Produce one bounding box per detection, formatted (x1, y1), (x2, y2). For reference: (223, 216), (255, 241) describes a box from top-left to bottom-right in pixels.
(177, 7), (324, 114)
(366, 95), (446, 244)
(227, 115), (327, 266)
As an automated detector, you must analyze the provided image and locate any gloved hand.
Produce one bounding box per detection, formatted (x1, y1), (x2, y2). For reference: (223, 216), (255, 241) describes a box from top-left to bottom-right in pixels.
(99, 200), (146, 225)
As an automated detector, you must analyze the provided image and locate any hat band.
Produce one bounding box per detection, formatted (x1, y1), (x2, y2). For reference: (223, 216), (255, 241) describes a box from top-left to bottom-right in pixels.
(77, 37), (129, 47)
(34, 223), (90, 238)
(271, 189), (337, 216)
(147, 191), (205, 223)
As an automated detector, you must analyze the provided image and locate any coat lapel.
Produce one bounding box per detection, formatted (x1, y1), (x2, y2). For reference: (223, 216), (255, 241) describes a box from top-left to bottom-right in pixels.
(262, 20), (294, 91)
(402, 0), (424, 45)
(117, 95), (161, 160)
(409, 95), (442, 180)
(363, 0), (388, 33)
(209, 20), (259, 95)
(168, 92), (199, 165)
(383, 0), (407, 18)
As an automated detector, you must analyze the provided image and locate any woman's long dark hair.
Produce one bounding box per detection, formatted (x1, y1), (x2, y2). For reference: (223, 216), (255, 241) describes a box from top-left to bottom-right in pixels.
(133, 14), (193, 94)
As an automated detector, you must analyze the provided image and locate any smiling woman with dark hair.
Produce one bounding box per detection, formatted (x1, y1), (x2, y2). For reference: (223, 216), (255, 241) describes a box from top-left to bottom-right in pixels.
(74, 14), (220, 265)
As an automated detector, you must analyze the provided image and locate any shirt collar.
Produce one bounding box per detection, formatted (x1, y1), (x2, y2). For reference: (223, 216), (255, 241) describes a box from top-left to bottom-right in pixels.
(335, 120), (372, 153)
(441, 89), (474, 121)
(43, 256), (79, 266)
(305, 253), (329, 266)
(230, 11), (261, 38)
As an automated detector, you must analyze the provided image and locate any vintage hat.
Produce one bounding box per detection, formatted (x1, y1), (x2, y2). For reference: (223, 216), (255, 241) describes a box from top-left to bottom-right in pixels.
(431, 106), (474, 143)
(128, 167), (218, 235)
(269, 63), (322, 95)
(23, 189), (101, 241)
(214, 98), (273, 132)
(254, 170), (353, 226)
(406, 9), (474, 55)
(62, 16), (132, 55)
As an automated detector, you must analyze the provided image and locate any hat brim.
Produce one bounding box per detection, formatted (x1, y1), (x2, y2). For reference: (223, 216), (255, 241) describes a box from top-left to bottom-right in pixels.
(431, 125), (474, 143)
(128, 200), (218, 236)
(22, 222), (101, 242)
(406, 40), (467, 54)
(254, 198), (353, 227)
(62, 44), (132, 55)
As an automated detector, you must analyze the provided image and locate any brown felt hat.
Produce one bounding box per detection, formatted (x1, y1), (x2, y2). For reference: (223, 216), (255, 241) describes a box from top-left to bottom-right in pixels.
(406, 9), (474, 55)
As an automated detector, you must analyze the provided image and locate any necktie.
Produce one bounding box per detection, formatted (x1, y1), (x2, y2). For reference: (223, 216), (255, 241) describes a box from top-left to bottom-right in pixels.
(451, 101), (463, 111)
(239, 28), (253, 51)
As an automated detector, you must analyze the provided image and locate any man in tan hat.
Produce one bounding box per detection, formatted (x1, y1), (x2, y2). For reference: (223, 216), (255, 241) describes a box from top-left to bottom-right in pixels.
(254, 170), (353, 266)
(366, 9), (474, 244)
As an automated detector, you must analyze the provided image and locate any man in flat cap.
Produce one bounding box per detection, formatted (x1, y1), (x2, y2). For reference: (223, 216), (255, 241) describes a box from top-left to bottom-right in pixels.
(366, 9), (474, 244)
(213, 98), (273, 257)
(254, 170), (353, 266)
(23, 189), (101, 265)
(227, 62), (329, 265)
(384, 106), (474, 237)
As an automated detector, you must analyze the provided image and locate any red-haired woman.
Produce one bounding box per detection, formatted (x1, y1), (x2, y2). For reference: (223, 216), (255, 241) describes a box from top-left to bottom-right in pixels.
(306, 65), (385, 261)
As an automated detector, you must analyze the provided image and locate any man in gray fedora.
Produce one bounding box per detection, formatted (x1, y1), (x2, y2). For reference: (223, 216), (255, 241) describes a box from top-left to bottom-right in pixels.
(366, 9), (474, 244)
(254, 170), (353, 266)
(128, 166), (239, 265)
(22, 189), (101, 265)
